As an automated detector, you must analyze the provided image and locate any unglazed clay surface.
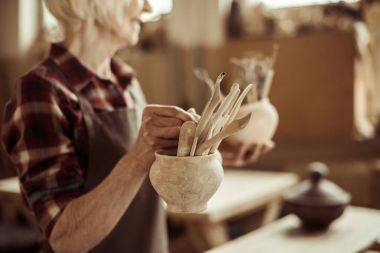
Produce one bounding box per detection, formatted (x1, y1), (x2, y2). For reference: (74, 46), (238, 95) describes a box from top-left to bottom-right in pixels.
(228, 98), (279, 144)
(149, 152), (224, 213)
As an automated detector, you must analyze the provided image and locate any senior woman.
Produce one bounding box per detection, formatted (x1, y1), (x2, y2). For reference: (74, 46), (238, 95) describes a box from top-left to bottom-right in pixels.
(1, 0), (273, 252)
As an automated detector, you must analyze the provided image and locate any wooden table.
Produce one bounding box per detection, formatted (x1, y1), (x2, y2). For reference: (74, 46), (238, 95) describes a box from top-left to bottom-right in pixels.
(206, 206), (380, 253)
(168, 169), (298, 252)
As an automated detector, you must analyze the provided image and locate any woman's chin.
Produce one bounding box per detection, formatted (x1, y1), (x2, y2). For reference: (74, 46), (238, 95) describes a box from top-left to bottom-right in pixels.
(129, 36), (140, 46)
(119, 34), (140, 48)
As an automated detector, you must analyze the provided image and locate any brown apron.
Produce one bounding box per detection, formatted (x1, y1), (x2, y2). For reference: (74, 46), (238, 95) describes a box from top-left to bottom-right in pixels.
(46, 59), (168, 253)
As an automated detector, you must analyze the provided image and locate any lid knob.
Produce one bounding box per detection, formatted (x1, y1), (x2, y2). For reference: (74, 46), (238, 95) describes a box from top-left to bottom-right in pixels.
(308, 162), (329, 184)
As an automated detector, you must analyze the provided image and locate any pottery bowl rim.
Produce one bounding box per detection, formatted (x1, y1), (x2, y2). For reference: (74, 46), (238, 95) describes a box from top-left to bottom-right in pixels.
(154, 150), (219, 161)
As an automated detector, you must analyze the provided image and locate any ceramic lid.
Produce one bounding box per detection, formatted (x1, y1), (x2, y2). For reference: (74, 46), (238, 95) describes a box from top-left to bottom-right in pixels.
(285, 162), (351, 206)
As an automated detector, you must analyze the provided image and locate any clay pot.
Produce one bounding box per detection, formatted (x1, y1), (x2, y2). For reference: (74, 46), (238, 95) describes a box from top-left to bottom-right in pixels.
(284, 162), (351, 230)
(227, 98), (278, 144)
(149, 151), (224, 213)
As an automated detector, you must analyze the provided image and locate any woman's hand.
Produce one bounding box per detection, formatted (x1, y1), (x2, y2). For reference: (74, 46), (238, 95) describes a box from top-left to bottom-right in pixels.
(128, 105), (198, 171)
(218, 139), (275, 167)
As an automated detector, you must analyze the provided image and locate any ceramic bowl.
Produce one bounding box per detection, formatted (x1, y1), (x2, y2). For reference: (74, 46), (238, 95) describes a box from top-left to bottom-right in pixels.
(227, 98), (279, 144)
(149, 151), (224, 213)
(284, 203), (349, 230)
(284, 162), (351, 230)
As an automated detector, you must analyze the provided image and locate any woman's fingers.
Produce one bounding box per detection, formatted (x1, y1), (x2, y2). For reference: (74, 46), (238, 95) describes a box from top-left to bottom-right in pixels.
(233, 143), (249, 165)
(219, 140), (249, 166)
(262, 140), (275, 154)
(144, 105), (197, 122)
(246, 141), (275, 163)
(218, 139), (275, 166)
(152, 138), (179, 149)
(149, 114), (183, 127)
(149, 126), (181, 139)
(139, 105), (196, 152)
(247, 144), (262, 163)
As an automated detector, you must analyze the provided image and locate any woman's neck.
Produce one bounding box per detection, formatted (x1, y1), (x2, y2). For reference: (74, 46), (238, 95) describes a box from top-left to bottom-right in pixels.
(63, 21), (124, 82)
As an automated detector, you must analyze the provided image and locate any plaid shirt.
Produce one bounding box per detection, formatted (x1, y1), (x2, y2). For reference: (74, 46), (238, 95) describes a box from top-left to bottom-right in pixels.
(1, 43), (145, 237)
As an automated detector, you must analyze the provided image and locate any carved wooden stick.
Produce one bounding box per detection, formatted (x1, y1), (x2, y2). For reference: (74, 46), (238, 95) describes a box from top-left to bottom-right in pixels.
(190, 72), (224, 156)
(209, 83), (254, 153)
(199, 83), (240, 145)
(209, 87), (241, 138)
(195, 113), (252, 156)
(177, 121), (197, 157)
(227, 83), (254, 124)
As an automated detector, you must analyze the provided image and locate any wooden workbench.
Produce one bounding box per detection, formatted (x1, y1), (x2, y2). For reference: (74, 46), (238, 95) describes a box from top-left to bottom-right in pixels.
(168, 169), (298, 252)
(206, 206), (380, 253)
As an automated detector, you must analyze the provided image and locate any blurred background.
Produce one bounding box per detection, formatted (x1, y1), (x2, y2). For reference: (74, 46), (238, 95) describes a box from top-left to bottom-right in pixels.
(1, 0), (380, 252)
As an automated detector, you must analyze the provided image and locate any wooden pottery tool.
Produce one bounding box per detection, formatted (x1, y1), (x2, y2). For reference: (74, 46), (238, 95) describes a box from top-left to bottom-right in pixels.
(209, 84), (254, 153)
(177, 121), (197, 157)
(200, 83), (240, 143)
(195, 112), (252, 156)
(190, 72), (224, 156)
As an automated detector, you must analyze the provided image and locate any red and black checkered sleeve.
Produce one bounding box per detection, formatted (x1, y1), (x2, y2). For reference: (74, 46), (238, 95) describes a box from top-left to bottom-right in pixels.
(1, 72), (84, 238)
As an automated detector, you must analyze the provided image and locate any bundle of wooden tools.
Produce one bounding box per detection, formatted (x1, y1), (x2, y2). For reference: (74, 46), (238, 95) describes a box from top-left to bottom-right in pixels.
(230, 44), (279, 102)
(177, 73), (253, 157)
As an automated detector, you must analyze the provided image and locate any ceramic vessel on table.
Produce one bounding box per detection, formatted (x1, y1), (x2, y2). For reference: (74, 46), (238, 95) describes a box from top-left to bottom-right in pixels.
(284, 162), (351, 230)
(149, 150), (224, 213)
(227, 98), (278, 145)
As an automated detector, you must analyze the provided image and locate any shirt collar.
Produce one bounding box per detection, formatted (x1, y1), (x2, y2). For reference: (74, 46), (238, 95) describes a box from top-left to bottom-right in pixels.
(49, 43), (136, 91)
(110, 57), (136, 90)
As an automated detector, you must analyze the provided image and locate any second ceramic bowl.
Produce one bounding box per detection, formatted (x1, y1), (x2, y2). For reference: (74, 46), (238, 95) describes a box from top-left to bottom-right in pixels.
(227, 98), (279, 144)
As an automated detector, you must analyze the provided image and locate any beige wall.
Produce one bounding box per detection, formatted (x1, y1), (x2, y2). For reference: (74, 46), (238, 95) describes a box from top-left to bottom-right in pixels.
(0, 0), (41, 58)
(205, 31), (358, 144)
(365, 3), (380, 115)
(0, 1), (20, 58)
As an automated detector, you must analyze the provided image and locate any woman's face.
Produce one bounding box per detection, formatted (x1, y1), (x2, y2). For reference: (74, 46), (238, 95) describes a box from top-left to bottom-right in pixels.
(116, 0), (151, 46)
